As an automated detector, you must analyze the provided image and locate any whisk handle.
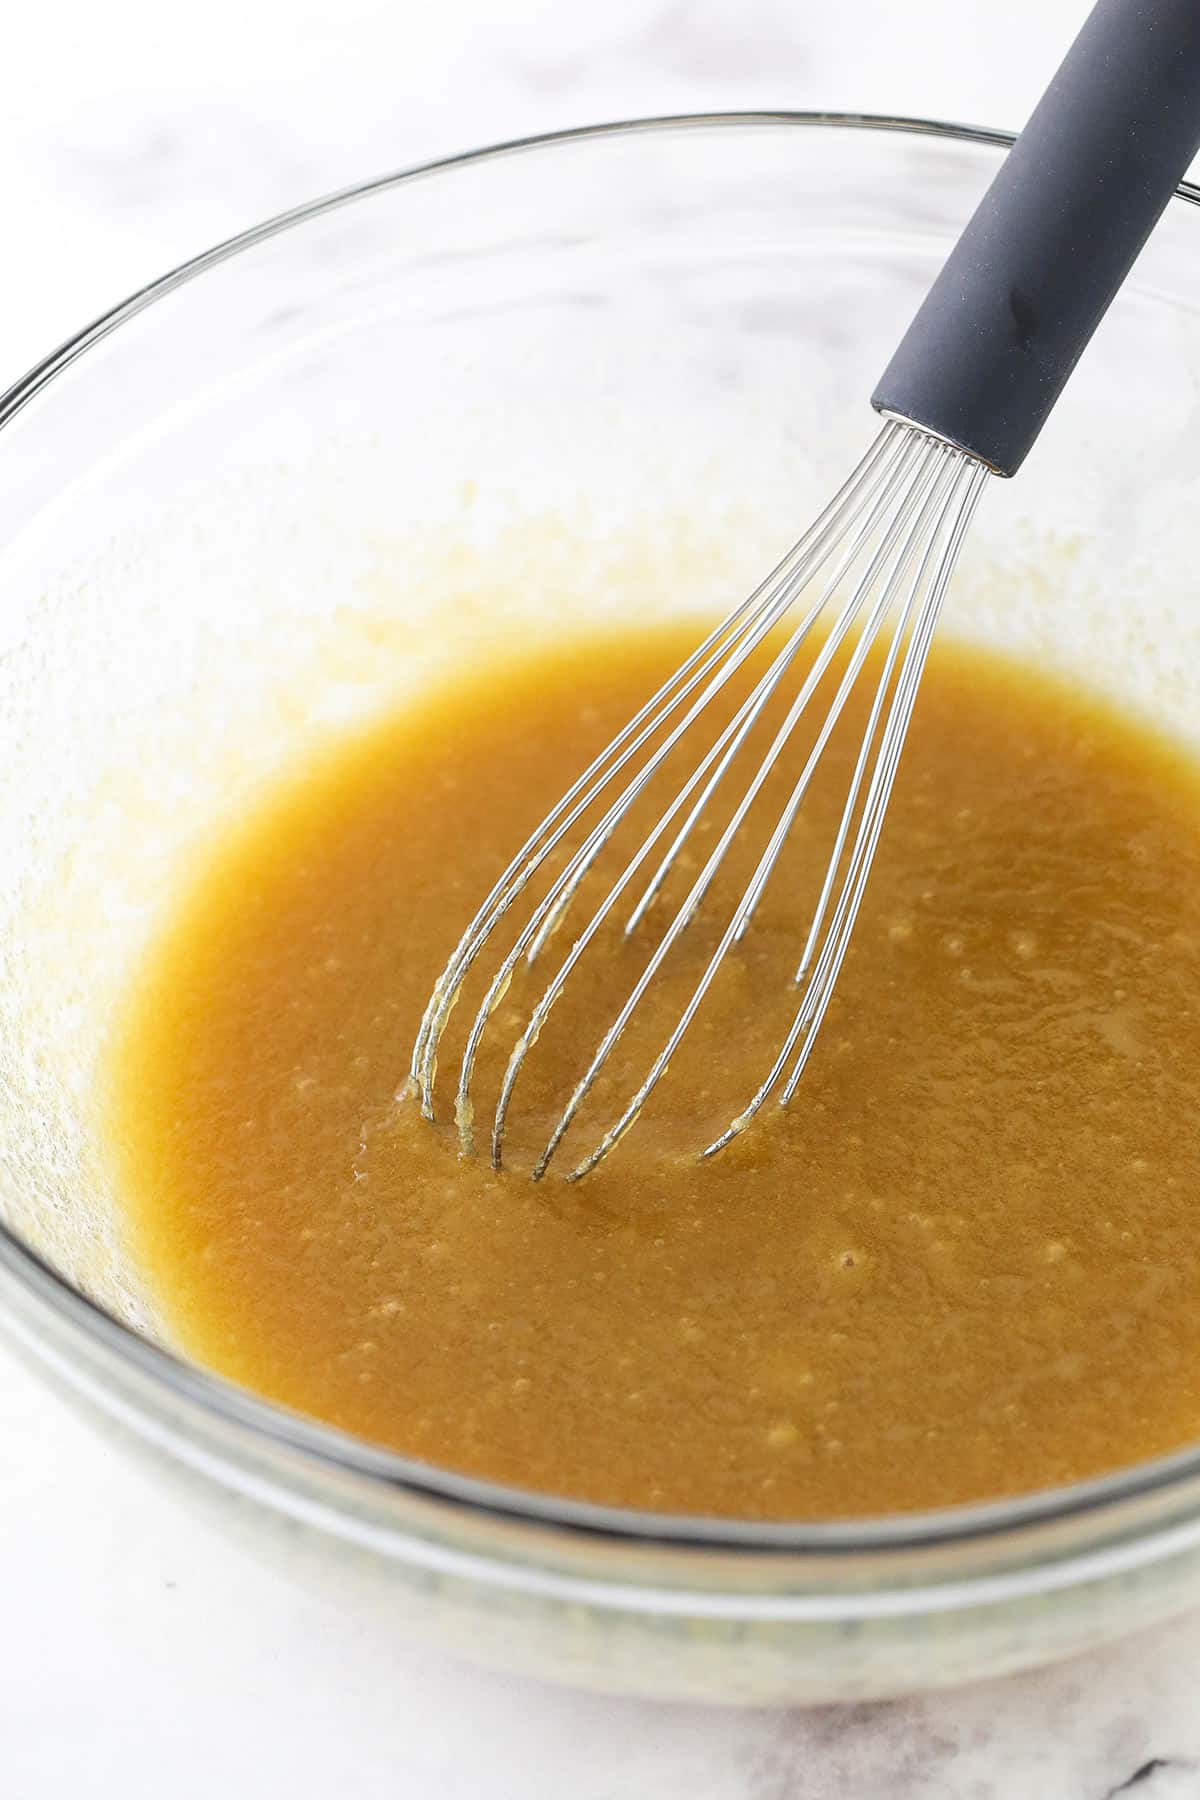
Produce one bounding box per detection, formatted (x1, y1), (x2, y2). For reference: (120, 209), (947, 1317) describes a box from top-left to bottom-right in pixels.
(872, 0), (1200, 476)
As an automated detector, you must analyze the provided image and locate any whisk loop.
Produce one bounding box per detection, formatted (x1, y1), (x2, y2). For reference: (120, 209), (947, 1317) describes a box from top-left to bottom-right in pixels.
(410, 421), (988, 1176)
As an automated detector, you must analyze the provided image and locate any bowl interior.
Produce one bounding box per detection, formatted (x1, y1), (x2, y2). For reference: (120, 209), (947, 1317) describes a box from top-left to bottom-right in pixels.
(3, 117), (1200, 1503)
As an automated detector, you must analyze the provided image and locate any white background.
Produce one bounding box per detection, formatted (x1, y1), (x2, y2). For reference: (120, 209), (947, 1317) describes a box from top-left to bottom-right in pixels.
(5, 2), (1200, 1795)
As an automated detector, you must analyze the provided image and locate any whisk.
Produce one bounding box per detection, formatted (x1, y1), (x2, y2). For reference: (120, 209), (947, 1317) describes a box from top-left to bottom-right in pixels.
(413, 0), (1200, 1179)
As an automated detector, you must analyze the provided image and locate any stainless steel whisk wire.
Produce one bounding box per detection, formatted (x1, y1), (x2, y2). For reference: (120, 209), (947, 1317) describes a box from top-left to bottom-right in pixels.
(412, 0), (1200, 1177)
(412, 423), (986, 1177)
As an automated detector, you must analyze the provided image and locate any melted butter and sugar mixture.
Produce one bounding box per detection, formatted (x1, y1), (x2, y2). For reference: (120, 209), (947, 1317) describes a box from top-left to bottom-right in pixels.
(111, 622), (1200, 1519)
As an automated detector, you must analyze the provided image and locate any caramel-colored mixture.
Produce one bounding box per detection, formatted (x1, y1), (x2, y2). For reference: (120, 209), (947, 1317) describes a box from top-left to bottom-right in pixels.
(111, 624), (1200, 1518)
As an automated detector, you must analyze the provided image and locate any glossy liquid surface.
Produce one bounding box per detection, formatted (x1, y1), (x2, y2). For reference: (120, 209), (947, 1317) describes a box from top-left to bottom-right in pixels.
(111, 626), (1200, 1518)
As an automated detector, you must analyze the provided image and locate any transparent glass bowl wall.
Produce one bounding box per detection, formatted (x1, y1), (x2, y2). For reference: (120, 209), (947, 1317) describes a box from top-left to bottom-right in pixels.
(3, 117), (1200, 1705)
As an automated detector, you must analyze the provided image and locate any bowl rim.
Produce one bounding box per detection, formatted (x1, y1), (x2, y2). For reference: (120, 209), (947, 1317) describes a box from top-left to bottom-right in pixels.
(5, 106), (1200, 1565)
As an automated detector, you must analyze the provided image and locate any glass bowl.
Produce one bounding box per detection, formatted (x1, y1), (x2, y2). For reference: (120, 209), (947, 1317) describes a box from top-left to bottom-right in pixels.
(3, 113), (1200, 1707)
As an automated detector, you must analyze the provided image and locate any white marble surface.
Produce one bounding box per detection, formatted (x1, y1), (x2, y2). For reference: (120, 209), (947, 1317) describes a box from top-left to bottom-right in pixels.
(5, 1), (1200, 1794)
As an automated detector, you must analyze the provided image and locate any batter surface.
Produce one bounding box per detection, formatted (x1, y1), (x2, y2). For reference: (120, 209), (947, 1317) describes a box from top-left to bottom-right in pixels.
(110, 624), (1200, 1518)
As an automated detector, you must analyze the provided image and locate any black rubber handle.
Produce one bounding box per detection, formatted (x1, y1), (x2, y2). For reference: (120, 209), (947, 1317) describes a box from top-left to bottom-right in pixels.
(872, 0), (1200, 476)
